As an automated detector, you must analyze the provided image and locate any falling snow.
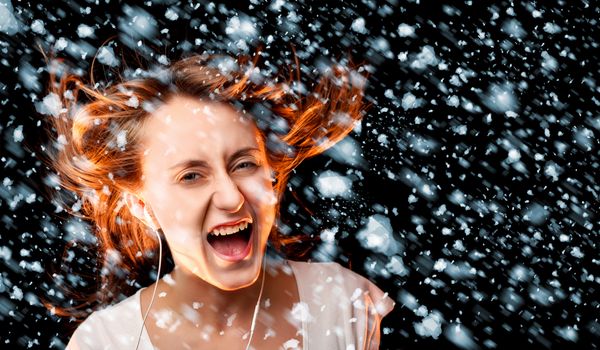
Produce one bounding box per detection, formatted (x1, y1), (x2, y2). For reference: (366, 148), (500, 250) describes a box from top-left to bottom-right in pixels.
(0, 1), (598, 349)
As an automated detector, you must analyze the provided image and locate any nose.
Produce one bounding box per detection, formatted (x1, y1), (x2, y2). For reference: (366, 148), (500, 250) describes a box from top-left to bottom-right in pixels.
(212, 172), (244, 213)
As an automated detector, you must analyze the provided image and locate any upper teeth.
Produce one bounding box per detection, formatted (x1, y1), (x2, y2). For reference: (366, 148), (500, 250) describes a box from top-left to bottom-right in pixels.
(210, 221), (250, 236)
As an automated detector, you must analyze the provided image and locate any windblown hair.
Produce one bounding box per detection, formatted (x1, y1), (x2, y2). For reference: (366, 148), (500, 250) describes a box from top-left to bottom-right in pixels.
(43, 52), (367, 321)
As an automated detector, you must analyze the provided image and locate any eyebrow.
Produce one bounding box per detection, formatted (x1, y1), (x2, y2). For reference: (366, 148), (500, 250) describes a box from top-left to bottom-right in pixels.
(169, 147), (260, 170)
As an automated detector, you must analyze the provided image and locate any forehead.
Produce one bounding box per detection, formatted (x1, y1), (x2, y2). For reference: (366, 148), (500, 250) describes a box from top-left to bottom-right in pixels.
(139, 95), (263, 162)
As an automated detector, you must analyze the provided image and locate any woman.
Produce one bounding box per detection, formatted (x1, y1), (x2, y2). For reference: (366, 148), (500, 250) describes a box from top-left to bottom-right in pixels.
(45, 53), (394, 349)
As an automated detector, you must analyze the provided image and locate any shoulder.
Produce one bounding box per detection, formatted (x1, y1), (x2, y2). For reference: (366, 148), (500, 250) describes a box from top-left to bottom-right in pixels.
(287, 260), (395, 349)
(287, 260), (395, 317)
(66, 290), (144, 350)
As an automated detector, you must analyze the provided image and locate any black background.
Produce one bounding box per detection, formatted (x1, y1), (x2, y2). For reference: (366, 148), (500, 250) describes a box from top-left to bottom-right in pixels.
(0, 0), (598, 349)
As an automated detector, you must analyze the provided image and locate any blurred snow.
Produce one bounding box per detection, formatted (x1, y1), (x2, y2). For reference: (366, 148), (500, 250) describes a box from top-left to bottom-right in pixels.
(356, 215), (400, 256)
(76, 24), (94, 38)
(324, 137), (367, 168)
(290, 302), (313, 323)
(97, 46), (119, 67)
(410, 45), (438, 70)
(397, 23), (416, 37)
(445, 323), (478, 350)
(481, 83), (519, 114)
(0, 1), (598, 349)
(314, 170), (353, 199)
(0, 0), (20, 35)
(35, 93), (62, 117)
(414, 310), (444, 339)
(351, 17), (367, 34)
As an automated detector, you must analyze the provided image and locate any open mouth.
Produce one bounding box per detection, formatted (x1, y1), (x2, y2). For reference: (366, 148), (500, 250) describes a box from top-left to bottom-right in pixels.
(207, 223), (253, 261)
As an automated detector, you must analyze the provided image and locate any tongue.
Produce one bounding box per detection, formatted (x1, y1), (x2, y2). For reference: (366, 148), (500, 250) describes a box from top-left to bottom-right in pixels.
(210, 233), (248, 256)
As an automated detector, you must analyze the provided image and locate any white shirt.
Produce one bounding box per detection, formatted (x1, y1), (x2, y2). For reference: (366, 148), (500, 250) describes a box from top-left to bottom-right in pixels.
(66, 260), (395, 350)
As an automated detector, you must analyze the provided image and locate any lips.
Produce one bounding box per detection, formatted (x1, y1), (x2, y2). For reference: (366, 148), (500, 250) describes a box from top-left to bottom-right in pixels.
(206, 222), (253, 262)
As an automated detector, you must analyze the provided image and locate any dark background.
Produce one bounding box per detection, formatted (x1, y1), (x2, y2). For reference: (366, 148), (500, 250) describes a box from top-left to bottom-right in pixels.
(0, 0), (598, 349)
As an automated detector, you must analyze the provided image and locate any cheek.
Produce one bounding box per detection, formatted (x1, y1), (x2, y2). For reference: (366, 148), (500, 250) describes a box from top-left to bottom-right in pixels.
(145, 188), (208, 239)
(243, 179), (277, 239)
(242, 177), (277, 210)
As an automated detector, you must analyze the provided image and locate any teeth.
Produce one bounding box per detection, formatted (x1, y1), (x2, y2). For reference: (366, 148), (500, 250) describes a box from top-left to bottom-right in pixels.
(210, 221), (249, 236)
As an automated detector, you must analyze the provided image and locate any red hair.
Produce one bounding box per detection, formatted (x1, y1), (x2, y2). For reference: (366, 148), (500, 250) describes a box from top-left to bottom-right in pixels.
(43, 52), (367, 320)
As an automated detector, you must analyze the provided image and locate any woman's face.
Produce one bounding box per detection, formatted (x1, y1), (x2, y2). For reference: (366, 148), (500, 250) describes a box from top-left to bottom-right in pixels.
(133, 95), (277, 291)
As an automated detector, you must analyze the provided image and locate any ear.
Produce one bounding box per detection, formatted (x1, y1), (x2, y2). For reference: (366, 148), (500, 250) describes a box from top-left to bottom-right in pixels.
(123, 192), (161, 231)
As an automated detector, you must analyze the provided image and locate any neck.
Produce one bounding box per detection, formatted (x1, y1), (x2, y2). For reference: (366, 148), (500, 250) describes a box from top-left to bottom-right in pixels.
(162, 263), (266, 330)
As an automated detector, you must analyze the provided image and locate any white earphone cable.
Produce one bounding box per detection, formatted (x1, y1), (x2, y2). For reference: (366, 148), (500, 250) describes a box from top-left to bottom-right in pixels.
(245, 254), (267, 350)
(135, 228), (162, 350)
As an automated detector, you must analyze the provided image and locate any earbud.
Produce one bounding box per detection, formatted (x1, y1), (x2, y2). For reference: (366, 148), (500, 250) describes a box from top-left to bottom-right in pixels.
(143, 206), (152, 220)
(143, 204), (160, 231)
(125, 193), (149, 221)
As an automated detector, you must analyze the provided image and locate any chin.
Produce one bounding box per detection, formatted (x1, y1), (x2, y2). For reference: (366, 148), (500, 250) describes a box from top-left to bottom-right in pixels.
(213, 264), (262, 291)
